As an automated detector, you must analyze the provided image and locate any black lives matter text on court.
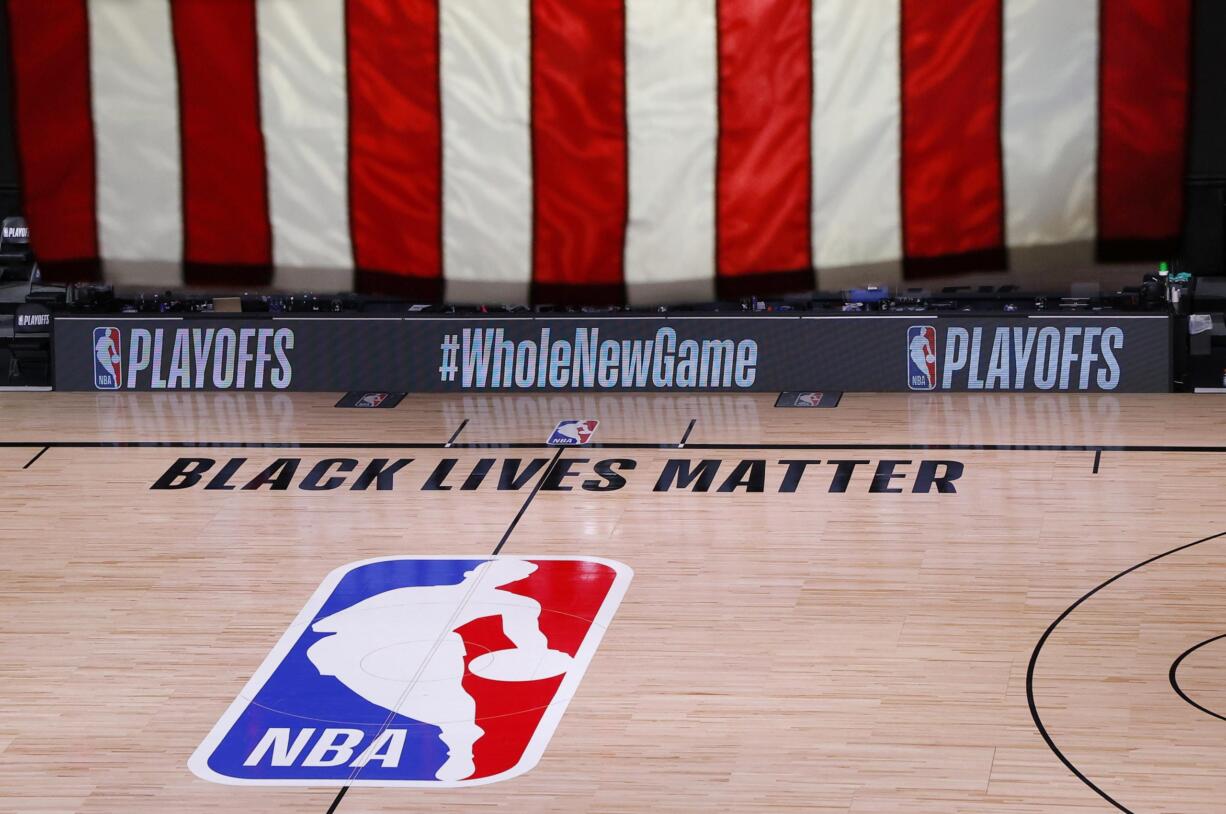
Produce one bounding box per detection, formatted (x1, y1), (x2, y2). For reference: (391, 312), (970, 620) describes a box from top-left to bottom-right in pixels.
(150, 456), (964, 494)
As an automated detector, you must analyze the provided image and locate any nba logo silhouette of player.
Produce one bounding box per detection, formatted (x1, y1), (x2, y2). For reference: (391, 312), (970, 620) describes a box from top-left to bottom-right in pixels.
(907, 325), (937, 390)
(547, 420), (598, 446)
(93, 327), (122, 389)
(305, 559), (572, 781)
(191, 555), (631, 786)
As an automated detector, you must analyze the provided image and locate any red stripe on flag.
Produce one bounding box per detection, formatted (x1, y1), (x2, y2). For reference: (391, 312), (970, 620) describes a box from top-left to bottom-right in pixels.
(348, 0), (442, 297)
(7, 0), (98, 275)
(901, 0), (1006, 274)
(172, 0), (271, 283)
(716, 0), (812, 297)
(530, 0), (627, 304)
(1097, 0), (1191, 260)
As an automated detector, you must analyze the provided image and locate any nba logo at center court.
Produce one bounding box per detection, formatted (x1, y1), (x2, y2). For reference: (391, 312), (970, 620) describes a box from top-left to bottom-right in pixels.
(93, 327), (122, 390)
(906, 325), (938, 391)
(190, 556), (632, 787)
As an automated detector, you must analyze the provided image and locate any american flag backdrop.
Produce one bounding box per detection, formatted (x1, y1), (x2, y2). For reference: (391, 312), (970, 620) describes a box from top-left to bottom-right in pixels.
(6, 0), (1191, 303)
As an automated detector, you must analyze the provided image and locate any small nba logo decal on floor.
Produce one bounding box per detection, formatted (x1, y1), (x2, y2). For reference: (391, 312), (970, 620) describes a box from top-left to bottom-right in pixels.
(190, 556), (632, 786)
(547, 420), (599, 445)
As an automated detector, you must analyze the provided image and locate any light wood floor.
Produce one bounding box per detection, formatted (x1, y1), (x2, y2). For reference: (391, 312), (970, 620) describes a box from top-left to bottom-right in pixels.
(2, 391), (1226, 813)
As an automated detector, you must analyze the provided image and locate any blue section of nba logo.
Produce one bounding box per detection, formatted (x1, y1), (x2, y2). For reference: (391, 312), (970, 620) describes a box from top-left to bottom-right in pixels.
(906, 325), (938, 391)
(92, 327), (121, 390)
(205, 559), (486, 782)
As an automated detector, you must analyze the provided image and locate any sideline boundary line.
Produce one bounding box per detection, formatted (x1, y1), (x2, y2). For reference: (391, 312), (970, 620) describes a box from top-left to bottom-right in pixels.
(7, 441), (1226, 452)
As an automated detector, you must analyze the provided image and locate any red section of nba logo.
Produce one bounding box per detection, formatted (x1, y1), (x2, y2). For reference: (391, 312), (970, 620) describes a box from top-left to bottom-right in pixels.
(906, 325), (938, 391)
(457, 559), (618, 779)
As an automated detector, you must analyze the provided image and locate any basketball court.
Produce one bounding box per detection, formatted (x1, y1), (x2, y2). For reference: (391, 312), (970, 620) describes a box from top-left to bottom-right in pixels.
(4, 390), (1224, 813)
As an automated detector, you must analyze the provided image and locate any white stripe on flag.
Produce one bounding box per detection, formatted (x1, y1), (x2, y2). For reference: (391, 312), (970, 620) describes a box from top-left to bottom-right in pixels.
(812, 0), (901, 268)
(1003, 0), (1098, 246)
(87, 0), (182, 278)
(624, 0), (717, 303)
(440, 0), (532, 304)
(256, 0), (353, 286)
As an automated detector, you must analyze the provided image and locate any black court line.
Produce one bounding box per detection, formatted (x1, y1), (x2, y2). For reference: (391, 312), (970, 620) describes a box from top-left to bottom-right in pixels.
(1092, 448), (1102, 474)
(492, 447), (564, 556)
(444, 419), (469, 448)
(327, 446), (564, 813)
(10, 440), (1226, 453)
(1027, 530), (1226, 814)
(677, 419), (696, 449)
(21, 446), (48, 469)
(1169, 633), (1226, 723)
(324, 786), (348, 814)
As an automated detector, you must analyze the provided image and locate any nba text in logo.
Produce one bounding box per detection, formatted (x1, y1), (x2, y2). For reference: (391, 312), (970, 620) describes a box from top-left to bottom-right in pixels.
(356, 393), (387, 408)
(906, 325), (938, 391)
(547, 420), (598, 446)
(93, 327), (122, 390)
(189, 556), (632, 787)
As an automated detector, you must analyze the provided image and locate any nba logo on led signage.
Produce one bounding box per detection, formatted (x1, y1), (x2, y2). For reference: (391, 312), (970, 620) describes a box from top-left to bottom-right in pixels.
(906, 325), (938, 391)
(189, 556), (632, 787)
(93, 327), (122, 390)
